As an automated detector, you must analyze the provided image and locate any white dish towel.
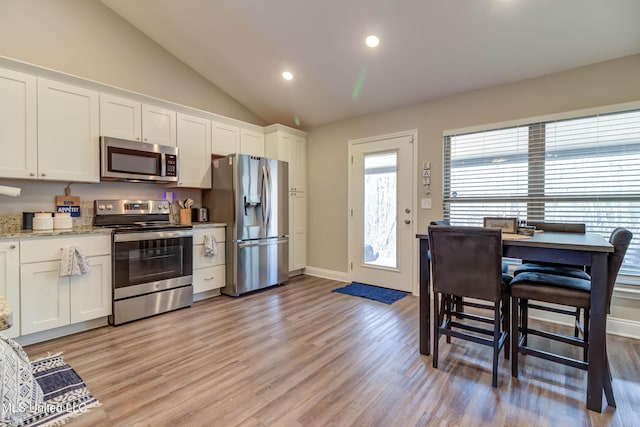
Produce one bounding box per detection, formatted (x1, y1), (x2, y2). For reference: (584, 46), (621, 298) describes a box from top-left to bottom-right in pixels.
(60, 246), (91, 277)
(203, 235), (218, 257)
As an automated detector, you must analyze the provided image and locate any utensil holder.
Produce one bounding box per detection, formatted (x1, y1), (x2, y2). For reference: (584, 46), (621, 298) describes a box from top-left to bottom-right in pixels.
(179, 208), (192, 225)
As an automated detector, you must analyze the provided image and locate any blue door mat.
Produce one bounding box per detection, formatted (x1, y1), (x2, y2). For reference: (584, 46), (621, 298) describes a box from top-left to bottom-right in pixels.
(332, 282), (408, 305)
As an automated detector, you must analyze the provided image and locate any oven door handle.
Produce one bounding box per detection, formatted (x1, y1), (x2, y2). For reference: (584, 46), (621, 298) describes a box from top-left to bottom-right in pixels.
(114, 229), (193, 242)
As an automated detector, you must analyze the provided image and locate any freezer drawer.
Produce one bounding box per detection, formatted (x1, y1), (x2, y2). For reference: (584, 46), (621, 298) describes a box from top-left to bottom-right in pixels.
(224, 237), (289, 296)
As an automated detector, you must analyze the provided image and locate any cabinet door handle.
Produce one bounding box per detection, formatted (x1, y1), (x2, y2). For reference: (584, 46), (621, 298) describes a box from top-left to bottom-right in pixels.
(41, 173), (46, 177)
(30, 172), (35, 176)
(205, 276), (215, 281)
(9, 244), (16, 250)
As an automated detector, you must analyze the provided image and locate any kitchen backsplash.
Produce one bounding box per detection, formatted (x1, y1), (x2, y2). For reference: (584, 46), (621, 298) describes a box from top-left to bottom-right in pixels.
(0, 179), (202, 215)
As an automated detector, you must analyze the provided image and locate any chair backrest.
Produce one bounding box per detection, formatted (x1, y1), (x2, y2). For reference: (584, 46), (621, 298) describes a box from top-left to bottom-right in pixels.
(527, 221), (586, 233)
(428, 226), (503, 302)
(606, 227), (633, 311)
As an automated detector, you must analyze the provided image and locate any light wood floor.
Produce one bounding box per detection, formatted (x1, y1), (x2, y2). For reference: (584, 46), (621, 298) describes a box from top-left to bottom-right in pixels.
(25, 275), (640, 427)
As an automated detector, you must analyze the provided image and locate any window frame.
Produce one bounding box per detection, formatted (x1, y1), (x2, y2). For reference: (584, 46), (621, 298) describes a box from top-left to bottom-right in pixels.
(442, 100), (640, 285)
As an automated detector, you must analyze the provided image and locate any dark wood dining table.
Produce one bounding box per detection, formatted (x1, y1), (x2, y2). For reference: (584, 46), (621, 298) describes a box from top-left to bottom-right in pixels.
(416, 231), (614, 413)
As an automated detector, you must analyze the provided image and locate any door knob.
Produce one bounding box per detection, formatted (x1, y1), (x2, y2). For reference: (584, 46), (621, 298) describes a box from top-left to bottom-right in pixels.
(405, 208), (411, 213)
(404, 219), (411, 224)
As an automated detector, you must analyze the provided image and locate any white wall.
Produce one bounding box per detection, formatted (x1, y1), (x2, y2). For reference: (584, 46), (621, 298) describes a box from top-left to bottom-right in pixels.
(306, 54), (640, 336)
(0, 0), (265, 125)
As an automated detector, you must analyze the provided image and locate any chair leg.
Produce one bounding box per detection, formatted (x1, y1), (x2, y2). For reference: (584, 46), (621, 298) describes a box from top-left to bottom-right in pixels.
(502, 293), (510, 360)
(603, 347), (616, 408)
(433, 292), (440, 369)
(492, 302), (500, 387)
(511, 295), (519, 378)
(574, 308), (581, 337)
(521, 299), (529, 347)
(445, 295), (452, 344)
(583, 309), (590, 363)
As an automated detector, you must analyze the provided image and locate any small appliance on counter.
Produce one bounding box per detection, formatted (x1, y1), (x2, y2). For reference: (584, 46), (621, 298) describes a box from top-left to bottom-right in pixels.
(191, 207), (209, 223)
(32, 212), (54, 231)
(22, 212), (34, 230)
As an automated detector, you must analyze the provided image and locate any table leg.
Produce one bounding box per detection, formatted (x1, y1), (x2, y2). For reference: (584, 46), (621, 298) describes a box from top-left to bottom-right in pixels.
(587, 252), (607, 412)
(419, 238), (430, 355)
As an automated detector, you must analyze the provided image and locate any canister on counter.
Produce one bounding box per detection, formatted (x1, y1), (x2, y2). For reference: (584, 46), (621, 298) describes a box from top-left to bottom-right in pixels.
(22, 212), (34, 230)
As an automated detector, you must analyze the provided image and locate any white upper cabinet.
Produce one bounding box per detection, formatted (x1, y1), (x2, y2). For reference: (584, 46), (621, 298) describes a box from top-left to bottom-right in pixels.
(0, 68), (38, 180)
(265, 125), (308, 192)
(211, 120), (240, 156)
(99, 94), (141, 141)
(212, 121), (264, 157)
(142, 104), (177, 146)
(175, 112), (212, 188)
(240, 128), (264, 157)
(100, 93), (176, 146)
(37, 78), (100, 182)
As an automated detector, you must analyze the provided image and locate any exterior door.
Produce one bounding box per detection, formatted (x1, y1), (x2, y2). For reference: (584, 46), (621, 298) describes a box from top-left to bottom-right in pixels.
(348, 131), (416, 292)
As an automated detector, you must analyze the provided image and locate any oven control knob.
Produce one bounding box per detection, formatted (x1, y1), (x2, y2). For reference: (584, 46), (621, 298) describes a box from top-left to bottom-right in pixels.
(106, 204), (113, 211)
(98, 204), (105, 211)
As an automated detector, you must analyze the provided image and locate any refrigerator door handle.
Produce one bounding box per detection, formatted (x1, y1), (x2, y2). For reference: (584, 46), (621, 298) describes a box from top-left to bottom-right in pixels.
(262, 164), (272, 229)
(238, 238), (287, 248)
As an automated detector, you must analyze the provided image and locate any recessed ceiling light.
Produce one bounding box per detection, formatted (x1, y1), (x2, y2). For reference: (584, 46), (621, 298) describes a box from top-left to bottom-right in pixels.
(365, 35), (380, 48)
(282, 71), (294, 80)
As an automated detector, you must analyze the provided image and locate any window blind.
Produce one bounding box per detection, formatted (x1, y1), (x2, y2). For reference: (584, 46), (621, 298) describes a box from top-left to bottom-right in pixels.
(443, 108), (640, 277)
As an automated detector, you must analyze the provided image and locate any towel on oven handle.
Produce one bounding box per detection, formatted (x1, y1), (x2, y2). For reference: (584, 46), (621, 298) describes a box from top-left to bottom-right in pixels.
(60, 246), (91, 276)
(203, 235), (218, 257)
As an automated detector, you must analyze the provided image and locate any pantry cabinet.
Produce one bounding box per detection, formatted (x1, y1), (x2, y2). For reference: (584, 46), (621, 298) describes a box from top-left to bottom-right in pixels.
(174, 112), (212, 188)
(37, 78), (100, 182)
(0, 240), (20, 338)
(19, 235), (111, 335)
(0, 68), (37, 180)
(265, 125), (308, 272)
(100, 93), (177, 146)
(192, 226), (226, 296)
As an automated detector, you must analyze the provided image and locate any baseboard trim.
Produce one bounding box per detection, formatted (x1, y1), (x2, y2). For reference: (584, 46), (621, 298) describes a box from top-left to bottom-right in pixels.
(16, 318), (108, 346)
(303, 266), (349, 283)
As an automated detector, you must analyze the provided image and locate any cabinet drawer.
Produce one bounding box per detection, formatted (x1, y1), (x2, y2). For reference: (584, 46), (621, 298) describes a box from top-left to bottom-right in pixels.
(193, 265), (225, 293)
(193, 243), (225, 269)
(193, 227), (225, 244)
(20, 235), (111, 263)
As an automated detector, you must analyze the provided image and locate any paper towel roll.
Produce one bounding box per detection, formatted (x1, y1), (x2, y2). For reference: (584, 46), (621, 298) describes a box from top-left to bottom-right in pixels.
(0, 185), (21, 197)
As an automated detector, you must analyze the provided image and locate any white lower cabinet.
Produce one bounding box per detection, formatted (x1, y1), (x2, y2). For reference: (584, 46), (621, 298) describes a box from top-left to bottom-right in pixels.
(20, 235), (111, 335)
(192, 226), (226, 294)
(0, 240), (20, 338)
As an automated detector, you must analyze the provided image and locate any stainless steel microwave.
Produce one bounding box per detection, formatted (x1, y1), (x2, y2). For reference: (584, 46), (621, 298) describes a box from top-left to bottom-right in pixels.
(100, 136), (178, 182)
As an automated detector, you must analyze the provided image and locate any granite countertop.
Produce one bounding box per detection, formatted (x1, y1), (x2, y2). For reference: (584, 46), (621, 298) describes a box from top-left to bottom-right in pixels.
(0, 225), (113, 240)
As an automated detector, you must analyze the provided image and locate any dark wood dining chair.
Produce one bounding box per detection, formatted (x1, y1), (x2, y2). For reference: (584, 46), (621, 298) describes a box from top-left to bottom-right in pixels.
(510, 227), (632, 405)
(428, 226), (511, 387)
(512, 221), (590, 340)
(514, 221), (589, 279)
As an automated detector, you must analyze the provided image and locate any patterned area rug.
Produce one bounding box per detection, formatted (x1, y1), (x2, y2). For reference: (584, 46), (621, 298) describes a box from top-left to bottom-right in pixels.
(1, 354), (99, 427)
(332, 282), (409, 305)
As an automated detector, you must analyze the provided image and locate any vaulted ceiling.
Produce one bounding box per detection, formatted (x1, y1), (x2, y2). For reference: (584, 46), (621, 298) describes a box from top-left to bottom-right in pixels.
(100, 0), (640, 129)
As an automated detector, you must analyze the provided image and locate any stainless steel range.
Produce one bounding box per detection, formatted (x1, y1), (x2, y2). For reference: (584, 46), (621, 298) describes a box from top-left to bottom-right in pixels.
(95, 200), (193, 325)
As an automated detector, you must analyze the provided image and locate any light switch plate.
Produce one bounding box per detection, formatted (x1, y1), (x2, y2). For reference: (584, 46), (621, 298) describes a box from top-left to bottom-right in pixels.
(421, 198), (432, 209)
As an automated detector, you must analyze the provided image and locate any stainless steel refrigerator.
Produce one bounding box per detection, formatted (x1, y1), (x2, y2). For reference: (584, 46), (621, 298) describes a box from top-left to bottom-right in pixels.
(204, 154), (289, 296)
